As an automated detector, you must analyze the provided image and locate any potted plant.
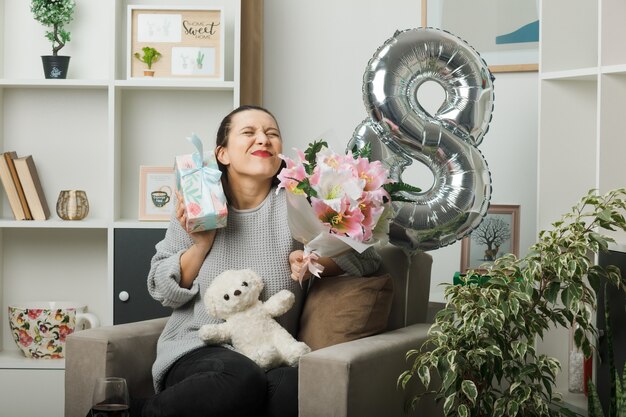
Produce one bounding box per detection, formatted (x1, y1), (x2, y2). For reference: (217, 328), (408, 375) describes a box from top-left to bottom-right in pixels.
(134, 47), (162, 77)
(31, 0), (76, 79)
(399, 188), (626, 417)
(196, 50), (205, 70)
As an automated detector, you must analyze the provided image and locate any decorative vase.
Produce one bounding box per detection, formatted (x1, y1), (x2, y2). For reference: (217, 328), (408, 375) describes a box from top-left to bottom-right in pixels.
(568, 323), (585, 393)
(41, 56), (70, 79)
(56, 190), (89, 220)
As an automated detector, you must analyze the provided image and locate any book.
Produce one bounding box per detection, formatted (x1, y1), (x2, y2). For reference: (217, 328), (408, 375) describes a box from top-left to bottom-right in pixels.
(0, 151), (29, 220)
(4, 152), (33, 220)
(13, 155), (50, 220)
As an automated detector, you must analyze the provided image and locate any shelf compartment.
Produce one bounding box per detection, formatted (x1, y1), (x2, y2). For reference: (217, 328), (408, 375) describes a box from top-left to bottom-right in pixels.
(2, 0), (114, 80)
(1, 229), (108, 353)
(541, 0), (598, 72)
(538, 79), (598, 231)
(599, 74), (626, 248)
(116, 88), (233, 221)
(1, 88), (110, 222)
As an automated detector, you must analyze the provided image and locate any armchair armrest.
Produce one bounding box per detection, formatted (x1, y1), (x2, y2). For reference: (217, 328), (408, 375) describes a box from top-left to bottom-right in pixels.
(64, 317), (168, 417)
(299, 323), (442, 417)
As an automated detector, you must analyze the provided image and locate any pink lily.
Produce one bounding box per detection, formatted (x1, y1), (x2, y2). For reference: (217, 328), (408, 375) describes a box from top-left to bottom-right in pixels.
(312, 197), (365, 241)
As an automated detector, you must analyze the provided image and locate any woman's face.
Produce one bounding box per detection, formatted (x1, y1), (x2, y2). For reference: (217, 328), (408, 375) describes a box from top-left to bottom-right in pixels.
(216, 109), (283, 184)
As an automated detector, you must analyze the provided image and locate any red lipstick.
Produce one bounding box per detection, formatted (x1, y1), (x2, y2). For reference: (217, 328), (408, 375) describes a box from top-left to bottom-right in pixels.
(252, 150), (273, 157)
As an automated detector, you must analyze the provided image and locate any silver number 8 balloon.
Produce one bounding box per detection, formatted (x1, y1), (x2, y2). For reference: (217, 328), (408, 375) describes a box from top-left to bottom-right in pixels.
(351, 28), (495, 252)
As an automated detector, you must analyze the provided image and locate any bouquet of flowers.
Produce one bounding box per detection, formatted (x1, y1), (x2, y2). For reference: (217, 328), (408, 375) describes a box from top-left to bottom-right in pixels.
(277, 140), (419, 281)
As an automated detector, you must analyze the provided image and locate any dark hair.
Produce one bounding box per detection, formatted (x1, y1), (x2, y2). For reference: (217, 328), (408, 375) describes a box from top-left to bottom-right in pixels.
(215, 105), (286, 193)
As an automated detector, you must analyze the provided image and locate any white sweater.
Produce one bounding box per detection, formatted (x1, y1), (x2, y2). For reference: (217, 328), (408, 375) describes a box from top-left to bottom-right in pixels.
(147, 189), (381, 392)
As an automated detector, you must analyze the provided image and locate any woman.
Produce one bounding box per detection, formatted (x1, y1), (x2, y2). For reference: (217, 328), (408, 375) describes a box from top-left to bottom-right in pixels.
(141, 105), (381, 417)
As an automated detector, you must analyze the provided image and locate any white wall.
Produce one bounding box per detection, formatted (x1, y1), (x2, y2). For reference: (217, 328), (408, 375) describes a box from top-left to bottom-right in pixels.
(264, 0), (538, 302)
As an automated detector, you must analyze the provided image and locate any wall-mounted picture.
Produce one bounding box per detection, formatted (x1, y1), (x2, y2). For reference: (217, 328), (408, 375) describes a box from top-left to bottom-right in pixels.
(422, 0), (538, 72)
(128, 6), (224, 79)
(139, 166), (175, 221)
(460, 204), (520, 272)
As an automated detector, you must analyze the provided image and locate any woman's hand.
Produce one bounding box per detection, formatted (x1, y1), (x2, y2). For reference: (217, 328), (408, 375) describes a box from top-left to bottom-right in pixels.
(289, 250), (313, 282)
(289, 250), (344, 282)
(176, 191), (216, 250)
(177, 191), (217, 288)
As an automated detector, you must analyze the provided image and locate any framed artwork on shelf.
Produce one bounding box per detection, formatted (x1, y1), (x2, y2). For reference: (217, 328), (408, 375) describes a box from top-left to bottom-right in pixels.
(127, 5), (224, 80)
(421, 0), (538, 73)
(139, 166), (176, 221)
(460, 204), (520, 272)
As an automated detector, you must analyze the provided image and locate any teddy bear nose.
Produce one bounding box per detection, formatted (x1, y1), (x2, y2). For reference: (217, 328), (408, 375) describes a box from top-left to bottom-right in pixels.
(234, 290), (241, 296)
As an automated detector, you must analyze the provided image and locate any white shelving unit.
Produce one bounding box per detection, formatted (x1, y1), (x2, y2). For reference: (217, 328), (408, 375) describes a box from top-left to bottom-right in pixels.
(0, 0), (240, 414)
(538, 0), (626, 410)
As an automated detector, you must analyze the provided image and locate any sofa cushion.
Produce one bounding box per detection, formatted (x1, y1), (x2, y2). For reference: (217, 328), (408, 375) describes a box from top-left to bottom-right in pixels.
(298, 274), (394, 351)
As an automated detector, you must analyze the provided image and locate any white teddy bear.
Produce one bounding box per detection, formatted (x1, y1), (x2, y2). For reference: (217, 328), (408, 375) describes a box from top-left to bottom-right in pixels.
(199, 269), (311, 370)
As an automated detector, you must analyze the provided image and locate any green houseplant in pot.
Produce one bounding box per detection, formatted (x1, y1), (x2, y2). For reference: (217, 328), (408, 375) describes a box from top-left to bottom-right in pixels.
(400, 188), (626, 417)
(31, 0), (76, 79)
(134, 47), (162, 77)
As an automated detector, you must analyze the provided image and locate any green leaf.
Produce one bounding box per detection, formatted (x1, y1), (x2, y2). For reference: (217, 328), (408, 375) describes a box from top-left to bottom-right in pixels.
(543, 281), (561, 304)
(351, 142), (372, 161)
(510, 297), (520, 317)
(561, 286), (574, 309)
(417, 365), (431, 389)
(484, 345), (503, 358)
(383, 181), (422, 202)
(589, 232), (609, 252)
(506, 400), (520, 417)
(458, 404), (469, 417)
(295, 178), (318, 198)
(442, 369), (456, 391)
(461, 380), (477, 405)
(398, 371), (412, 389)
(493, 397), (507, 417)
(587, 380), (605, 417)
(443, 393), (456, 416)
(303, 140), (327, 174)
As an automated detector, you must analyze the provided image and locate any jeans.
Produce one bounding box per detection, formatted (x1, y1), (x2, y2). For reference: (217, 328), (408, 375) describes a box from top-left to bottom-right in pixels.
(140, 346), (298, 417)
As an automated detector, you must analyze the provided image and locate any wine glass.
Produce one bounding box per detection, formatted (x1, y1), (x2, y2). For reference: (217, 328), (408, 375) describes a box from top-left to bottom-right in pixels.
(90, 377), (130, 417)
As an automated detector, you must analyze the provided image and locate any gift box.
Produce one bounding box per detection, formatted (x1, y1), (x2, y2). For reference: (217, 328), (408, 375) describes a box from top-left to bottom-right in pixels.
(175, 133), (228, 232)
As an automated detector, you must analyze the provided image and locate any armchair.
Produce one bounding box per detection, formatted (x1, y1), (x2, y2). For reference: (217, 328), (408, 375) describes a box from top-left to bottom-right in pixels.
(65, 246), (442, 417)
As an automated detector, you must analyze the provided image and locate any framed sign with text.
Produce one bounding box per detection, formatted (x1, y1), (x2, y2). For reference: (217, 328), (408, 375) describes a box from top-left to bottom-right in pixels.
(127, 6), (224, 79)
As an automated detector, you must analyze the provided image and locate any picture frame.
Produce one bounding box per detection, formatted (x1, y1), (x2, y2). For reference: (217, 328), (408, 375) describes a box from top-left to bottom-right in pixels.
(421, 0), (538, 73)
(138, 166), (176, 221)
(460, 204), (520, 272)
(127, 5), (224, 80)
